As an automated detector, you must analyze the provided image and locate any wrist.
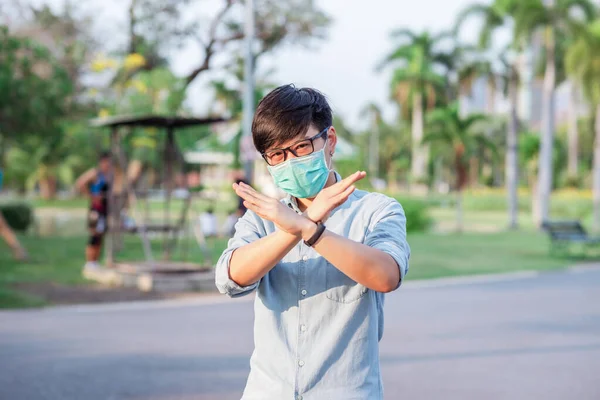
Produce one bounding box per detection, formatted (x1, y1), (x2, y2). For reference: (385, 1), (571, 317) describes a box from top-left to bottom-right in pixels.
(303, 209), (317, 223)
(300, 218), (318, 241)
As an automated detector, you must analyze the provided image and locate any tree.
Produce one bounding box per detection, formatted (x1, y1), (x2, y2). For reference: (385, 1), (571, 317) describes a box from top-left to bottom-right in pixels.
(566, 20), (600, 230)
(423, 103), (495, 232)
(456, 2), (522, 229)
(499, 0), (596, 226)
(0, 26), (73, 197)
(378, 30), (454, 189)
(121, 0), (331, 88)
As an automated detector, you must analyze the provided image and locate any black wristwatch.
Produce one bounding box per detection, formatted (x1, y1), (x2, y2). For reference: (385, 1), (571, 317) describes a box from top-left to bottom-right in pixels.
(304, 222), (326, 247)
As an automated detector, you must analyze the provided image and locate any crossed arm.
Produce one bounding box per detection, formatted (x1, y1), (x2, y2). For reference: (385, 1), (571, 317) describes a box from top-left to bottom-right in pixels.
(227, 172), (401, 293)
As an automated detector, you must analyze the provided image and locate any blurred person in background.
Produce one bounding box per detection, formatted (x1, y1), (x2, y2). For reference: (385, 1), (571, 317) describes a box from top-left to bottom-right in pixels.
(223, 177), (249, 237)
(0, 168), (28, 260)
(75, 151), (113, 270)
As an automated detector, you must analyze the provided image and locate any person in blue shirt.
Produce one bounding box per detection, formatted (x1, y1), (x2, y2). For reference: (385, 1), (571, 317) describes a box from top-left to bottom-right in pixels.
(216, 84), (410, 399)
(75, 151), (112, 270)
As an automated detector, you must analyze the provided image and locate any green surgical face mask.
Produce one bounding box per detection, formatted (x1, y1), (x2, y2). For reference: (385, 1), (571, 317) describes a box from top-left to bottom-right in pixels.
(267, 148), (331, 199)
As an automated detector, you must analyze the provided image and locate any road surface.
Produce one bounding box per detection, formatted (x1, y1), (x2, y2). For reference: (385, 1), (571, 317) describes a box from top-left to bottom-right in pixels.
(1, 267), (599, 399)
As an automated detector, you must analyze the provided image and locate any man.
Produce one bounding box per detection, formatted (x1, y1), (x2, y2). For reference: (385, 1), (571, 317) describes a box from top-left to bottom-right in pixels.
(75, 151), (112, 270)
(216, 84), (410, 399)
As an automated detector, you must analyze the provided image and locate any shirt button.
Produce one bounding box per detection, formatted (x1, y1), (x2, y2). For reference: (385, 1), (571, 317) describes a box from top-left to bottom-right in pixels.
(300, 324), (307, 332)
(298, 360), (305, 367)
(301, 289), (307, 296)
(302, 255), (308, 261)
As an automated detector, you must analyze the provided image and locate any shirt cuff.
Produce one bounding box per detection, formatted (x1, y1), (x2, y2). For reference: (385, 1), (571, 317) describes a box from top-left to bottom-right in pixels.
(375, 242), (409, 289)
(215, 248), (259, 297)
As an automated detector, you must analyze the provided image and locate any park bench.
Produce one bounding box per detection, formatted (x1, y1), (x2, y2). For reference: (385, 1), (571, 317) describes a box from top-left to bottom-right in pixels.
(541, 220), (600, 255)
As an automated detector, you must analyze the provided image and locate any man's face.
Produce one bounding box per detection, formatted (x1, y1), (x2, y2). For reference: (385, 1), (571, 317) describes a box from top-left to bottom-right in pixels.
(263, 125), (338, 167)
(98, 157), (112, 174)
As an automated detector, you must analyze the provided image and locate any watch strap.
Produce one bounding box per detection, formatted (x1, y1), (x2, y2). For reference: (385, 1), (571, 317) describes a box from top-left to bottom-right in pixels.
(304, 222), (326, 247)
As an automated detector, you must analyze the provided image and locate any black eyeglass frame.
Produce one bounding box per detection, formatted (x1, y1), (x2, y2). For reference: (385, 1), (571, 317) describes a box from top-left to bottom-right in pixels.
(261, 126), (331, 166)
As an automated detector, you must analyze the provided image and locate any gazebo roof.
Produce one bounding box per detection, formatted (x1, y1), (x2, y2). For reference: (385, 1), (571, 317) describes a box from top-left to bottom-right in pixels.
(90, 114), (228, 129)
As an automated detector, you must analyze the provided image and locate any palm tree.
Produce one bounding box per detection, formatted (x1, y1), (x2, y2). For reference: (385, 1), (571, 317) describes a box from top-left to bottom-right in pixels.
(455, 3), (521, 229)
(500, 0), (596, 226)
(498, 51), (522, 230)
(566, 19), (600, 230)
(378, 30), (454, 190)
(423, 103), (495, 232)
(6, 134), (84, 199)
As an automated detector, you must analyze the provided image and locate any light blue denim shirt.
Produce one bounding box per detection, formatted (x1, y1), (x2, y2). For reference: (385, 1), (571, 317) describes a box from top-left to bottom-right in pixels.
(215, 177), (410, 400)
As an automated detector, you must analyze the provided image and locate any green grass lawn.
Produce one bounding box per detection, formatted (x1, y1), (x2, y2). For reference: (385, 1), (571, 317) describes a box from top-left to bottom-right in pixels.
(0, 234), (228, 309)
(0, 228), (584, 309)
(32, 196), (237, 214)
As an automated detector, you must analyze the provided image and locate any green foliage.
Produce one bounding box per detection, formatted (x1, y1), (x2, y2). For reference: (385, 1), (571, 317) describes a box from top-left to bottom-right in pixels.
(423, 102), (495, 189)
(0, 203), (33, 232)
(378, 30), (455, 114)
(519, 131), (567, 186)
(393, 197), (432, 232)
(0, 25), (73, 143)
(566, 19), (600, 107)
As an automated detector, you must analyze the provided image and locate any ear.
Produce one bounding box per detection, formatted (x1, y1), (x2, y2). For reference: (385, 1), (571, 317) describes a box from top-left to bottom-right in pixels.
(327, 126), (338, 157)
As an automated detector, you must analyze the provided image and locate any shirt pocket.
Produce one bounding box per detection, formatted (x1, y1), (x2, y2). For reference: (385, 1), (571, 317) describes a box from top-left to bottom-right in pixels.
(325, 261), (368, 303)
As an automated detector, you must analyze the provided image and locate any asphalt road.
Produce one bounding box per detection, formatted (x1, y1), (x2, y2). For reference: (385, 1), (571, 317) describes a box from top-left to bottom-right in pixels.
(1, 267), (599, 400)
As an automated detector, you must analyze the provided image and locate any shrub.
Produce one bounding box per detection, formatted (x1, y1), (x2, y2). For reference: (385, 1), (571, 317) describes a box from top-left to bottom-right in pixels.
(0, 203), (33, 232)
(394, 197), (431, 233)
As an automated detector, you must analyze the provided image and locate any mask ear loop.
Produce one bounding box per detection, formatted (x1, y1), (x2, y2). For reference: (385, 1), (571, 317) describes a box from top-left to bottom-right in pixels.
(324, 136), (334, 173)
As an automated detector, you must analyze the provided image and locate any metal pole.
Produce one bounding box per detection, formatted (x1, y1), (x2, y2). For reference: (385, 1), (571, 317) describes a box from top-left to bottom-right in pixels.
(242, 0), (255, 184)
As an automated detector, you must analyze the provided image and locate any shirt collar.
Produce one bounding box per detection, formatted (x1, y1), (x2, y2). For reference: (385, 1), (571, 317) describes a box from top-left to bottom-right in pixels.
(284, 171), (342, 214)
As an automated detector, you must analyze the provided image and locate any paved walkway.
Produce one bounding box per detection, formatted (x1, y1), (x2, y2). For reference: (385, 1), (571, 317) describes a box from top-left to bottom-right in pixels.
(1, 267), (599, 399)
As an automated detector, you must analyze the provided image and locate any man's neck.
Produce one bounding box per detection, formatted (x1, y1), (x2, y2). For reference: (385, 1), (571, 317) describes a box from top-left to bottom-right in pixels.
(296, 171), (336, 212)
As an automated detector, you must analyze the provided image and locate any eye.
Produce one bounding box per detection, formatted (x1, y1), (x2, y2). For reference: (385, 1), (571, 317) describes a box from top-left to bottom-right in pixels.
(293, 141), (312, 154)
(267, 150), (285, 164)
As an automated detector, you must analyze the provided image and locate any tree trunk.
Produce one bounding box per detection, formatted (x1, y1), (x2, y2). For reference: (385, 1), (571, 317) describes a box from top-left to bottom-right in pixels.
(531, 176), (540, 227)
(506, 70), (520, 230)
(368, 110), (380, 179)
(39, 177), (57, 200)
(536, 26), (556, 227)
(486, 76), (496, 115)
(469, 157), (479, 187)
(411, 91), (428, 189)
(0, 214), (27, 260)
(128, 0), (139, 54)
(593, 104), (600, 232)
(456, 189), (464, 233)
(567, 82), (579, 179)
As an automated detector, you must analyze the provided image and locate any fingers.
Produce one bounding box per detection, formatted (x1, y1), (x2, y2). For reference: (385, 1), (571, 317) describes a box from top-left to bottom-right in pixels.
(234, 182), (274, 206)
(333, 185), (356, 206)
(331, 171), (366, 193)
(239, 182), (272, 202)
(243, 201), (266, 218)
(235, 184), (263, 205)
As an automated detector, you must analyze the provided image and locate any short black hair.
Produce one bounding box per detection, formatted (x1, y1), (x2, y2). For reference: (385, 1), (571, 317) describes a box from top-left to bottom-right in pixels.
(252, 84), (332, 154)
(99, 151), (111, 161)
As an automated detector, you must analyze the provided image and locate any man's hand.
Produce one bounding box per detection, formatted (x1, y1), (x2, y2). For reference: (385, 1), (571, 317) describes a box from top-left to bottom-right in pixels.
(234, 182), (314, 237)
(305, 171), (366, 222)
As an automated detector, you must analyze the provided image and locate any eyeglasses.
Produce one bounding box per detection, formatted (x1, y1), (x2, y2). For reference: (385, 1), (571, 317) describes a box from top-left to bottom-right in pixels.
(262, 126), (330, 166)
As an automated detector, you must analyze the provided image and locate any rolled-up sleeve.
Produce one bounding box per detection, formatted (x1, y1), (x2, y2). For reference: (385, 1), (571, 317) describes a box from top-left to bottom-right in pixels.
(215, 210), (265, 297)
(364, 198), (411, 290)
